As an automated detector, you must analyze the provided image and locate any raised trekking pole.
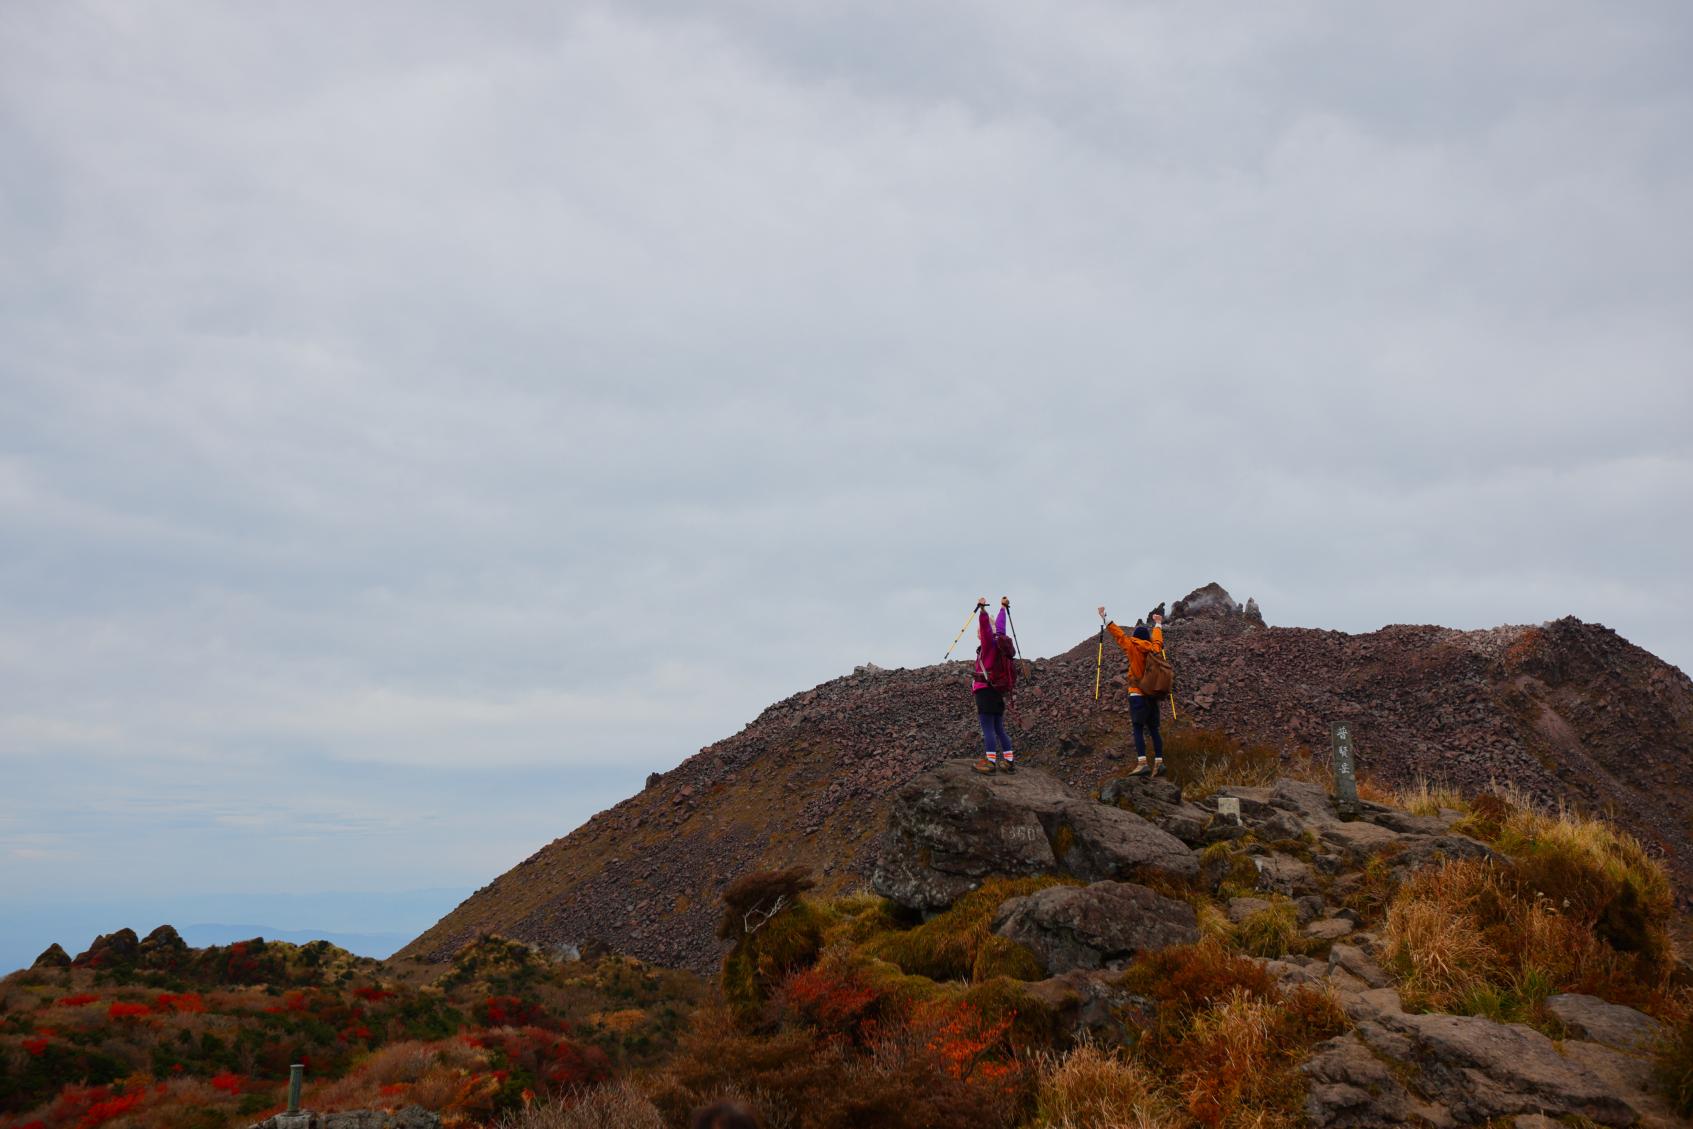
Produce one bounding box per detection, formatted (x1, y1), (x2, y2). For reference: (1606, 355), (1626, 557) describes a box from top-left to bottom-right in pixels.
(1004, 602), (1023, 657)
(942, 603), (982, 662)
(1093, 624), (1105, 701)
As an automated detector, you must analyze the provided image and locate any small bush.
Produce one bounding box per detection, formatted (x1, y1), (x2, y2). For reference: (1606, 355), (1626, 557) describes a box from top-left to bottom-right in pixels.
(1234, 900), (1300, 959)
(1193, 900), (1235, 946)
(1175, 985), (1348, 1128)
(970, 935), (1044, 983)
(1112, 941), (1349, 1129)
(1198, 843), (1263, 901)
(777, 959), (886, 1046)
(1493, 804), (1674, 975)
(720, 868), (819, 942)
(865, 877), (1070, 982)
(819, 892), (902, 947)
(1384, 853), (1668, 1023)
(722, 892), (827, 1026)
(1118, 940), (1278, 1051)
(1029, 1041), (1173, 1128)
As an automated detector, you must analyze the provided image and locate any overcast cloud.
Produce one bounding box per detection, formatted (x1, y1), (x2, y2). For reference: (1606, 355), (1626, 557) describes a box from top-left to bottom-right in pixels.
(2, 1), (1690, 947)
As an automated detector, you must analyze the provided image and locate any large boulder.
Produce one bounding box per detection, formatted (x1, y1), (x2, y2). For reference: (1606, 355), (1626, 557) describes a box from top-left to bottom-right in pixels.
(1306, 973), (1656, 1127)
(992, 881), (1199, 974)
(1544, 993), (1665, 1053)
(871, 761), (1198, 912)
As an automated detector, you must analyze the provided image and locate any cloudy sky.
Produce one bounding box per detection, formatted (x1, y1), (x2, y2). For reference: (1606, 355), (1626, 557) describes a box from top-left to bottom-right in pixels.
(2, 1), (1689, 962)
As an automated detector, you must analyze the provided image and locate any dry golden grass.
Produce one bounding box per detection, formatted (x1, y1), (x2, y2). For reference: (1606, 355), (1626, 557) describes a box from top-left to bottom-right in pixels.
(306, 1038), (489, 1113)
(1173, 739), (1334, 803)
(1384, 869), (1505, 1009)
(491, 1081), (665, 1129)
(1029, 1042), (1176, 1129)
(1183, 760), (1279, 802)
(1384, 844), (1669, 1023)
(1171, 983), (1348, 1129)
(1497, 802), (1673, 916)
(1391, 777), (1469, 817)
(1194, 900), (1235, 946)
(1234, 900), (1301, 960)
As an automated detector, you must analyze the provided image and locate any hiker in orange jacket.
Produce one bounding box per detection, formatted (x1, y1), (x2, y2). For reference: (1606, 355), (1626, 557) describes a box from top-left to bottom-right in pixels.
(1099, 604), (1166, 776)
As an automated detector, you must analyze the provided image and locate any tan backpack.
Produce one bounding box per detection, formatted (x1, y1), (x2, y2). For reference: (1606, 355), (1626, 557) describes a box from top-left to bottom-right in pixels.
(1138, 649), (1174, 699)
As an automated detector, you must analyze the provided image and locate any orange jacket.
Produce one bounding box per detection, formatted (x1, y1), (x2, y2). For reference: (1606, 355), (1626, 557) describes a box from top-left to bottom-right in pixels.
(1106, 622), (1164, 696)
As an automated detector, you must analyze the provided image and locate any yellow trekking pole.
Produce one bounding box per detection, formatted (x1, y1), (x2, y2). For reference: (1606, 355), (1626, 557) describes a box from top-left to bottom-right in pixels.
(1165, 647), (1179, 720)
(1093, 624), (1105, 701)
(942, 603), (983, 662)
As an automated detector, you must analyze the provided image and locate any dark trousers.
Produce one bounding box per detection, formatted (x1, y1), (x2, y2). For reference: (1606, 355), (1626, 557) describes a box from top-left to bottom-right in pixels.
(1130, 695), (1163, 760)
(974, 688), (1010, 753)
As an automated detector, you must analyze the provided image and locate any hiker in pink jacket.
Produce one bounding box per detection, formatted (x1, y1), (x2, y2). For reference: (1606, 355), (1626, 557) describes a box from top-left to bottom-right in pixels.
(972, 596), (1018, 774)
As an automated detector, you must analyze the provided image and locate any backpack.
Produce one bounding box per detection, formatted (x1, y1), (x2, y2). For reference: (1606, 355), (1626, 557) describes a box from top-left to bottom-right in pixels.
(1138, 649), (1174, 699)
(981, 634), (1018, 693)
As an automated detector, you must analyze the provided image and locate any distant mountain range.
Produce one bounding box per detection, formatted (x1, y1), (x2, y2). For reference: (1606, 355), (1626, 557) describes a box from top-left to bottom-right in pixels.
(1, 887), (470, 975)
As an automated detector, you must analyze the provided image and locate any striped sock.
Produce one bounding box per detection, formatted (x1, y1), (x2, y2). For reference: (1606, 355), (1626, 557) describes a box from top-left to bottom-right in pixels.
(1003, 750), (1015, 763)
(984, 751), (998, 761)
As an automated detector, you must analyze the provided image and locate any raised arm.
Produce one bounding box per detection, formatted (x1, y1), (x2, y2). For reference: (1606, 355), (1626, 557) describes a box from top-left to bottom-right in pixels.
(1101, 606), (1134, 655)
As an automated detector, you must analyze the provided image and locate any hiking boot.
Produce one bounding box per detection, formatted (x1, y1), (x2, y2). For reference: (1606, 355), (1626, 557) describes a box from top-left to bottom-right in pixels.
(1150, 758), (1165, 778)
(1128, 760), (1151, 777)
(1002, 759), (1017, 774)
(973, 756), (997, 775)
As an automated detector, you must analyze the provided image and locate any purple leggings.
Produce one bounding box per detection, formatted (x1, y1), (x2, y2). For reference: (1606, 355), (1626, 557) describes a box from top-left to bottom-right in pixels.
(978, 712), (1011, 754)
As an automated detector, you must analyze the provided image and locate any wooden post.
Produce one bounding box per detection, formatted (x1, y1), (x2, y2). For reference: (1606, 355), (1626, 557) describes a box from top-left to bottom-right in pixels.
(288, 1064), (303, 1113)
(1332, 722), (1360, 822)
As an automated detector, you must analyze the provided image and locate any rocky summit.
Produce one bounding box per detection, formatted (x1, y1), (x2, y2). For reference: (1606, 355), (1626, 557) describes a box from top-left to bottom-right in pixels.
(394, 584), (1693, 978)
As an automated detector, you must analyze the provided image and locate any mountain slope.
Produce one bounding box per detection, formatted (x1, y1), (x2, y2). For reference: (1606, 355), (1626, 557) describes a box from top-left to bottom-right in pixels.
(395, 585), (1693, 975)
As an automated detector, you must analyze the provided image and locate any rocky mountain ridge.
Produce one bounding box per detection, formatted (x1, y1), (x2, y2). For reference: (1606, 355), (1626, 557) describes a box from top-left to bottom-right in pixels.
(394, 584), (1693, 977)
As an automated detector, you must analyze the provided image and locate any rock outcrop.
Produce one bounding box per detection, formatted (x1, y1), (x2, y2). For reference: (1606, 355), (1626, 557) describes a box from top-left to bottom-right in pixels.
(991, 881), (1198, 973)
(870, 762), (1197, 912)
(1170, 581), (1265, 631)
(31, 942), (71, 970)
(1300, 955), (1675, 1127)
(72, 928), (139, 969)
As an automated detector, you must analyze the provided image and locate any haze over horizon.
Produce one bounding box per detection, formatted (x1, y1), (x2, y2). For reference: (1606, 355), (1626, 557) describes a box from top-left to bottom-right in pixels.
(3, 1), (1689, 969)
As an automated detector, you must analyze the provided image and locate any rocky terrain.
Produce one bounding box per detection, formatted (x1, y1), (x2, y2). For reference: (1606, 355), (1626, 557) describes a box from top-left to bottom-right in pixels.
(857, 761), (1681, 1126)
(394, 584), (1693, 977)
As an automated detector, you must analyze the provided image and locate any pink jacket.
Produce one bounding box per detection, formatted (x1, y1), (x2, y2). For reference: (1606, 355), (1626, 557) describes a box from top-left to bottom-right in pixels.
(972, 607), (1011, 691)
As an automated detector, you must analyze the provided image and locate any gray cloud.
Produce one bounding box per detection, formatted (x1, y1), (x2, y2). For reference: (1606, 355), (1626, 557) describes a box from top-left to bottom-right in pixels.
(1, 2), (1689, 923)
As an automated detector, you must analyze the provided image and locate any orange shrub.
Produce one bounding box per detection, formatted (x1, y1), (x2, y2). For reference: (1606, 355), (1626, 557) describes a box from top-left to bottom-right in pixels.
(151, 993), (205, 1014)
(778, 963), (884, 1045)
